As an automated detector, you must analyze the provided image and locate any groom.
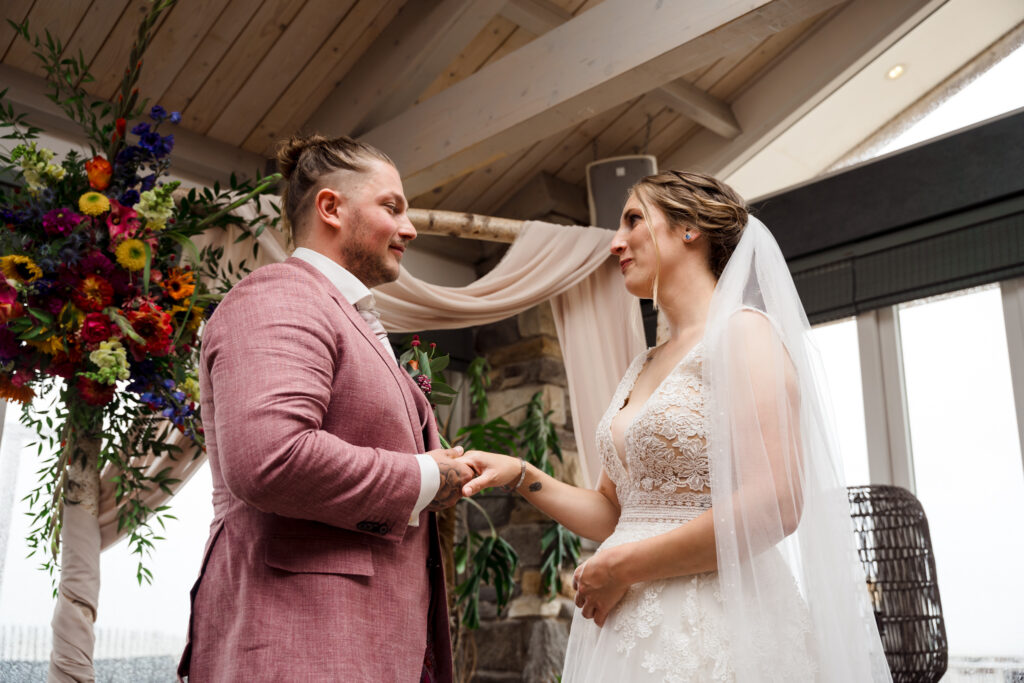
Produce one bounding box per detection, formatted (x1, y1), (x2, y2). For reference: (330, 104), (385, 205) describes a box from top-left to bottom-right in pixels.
(178, 135), (473, 682)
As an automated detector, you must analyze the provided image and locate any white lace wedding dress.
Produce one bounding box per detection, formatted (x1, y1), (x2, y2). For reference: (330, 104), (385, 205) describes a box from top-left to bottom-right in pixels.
(561, 344), (818, 682)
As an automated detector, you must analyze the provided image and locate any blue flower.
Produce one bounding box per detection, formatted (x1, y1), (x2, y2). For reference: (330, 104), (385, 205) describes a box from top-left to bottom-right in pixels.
(140, 174), (156, 192)
(131, 122), (150, 136)
(120, 189), (140, 207)
(150, 105), (167, 122)
(169, 111), (181, 124)
(59, 246), (82, 265)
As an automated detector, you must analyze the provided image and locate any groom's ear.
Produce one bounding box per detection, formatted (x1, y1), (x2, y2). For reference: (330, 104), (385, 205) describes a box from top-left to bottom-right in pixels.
(314, 187), (348, 233)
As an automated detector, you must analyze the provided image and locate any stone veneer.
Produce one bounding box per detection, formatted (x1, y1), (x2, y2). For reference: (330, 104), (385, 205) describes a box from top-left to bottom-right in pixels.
(463, 302), (585, 683)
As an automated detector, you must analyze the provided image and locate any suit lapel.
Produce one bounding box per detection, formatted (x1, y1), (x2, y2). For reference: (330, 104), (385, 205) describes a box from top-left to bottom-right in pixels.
(287, 258), (424, 448)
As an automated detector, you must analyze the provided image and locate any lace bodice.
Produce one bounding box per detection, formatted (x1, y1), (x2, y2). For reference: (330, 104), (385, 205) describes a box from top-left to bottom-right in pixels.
(598, 343), (711, 526)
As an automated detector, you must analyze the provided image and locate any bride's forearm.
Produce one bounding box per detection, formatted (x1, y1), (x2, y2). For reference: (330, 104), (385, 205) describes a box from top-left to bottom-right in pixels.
(517, 463), (620, 543)
(607, 509), (718, 584)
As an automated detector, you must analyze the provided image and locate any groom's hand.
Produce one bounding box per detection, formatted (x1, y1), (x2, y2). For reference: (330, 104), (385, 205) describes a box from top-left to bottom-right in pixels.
(426, 446), (475, 511)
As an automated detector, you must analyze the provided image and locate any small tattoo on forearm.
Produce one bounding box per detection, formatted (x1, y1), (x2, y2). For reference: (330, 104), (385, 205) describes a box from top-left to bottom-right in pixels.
(528, 482), (542, 492)
(428, 464), (463, 511)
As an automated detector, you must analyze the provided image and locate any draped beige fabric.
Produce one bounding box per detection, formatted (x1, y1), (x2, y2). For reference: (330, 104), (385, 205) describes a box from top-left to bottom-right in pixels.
(91, 216), (644, 544)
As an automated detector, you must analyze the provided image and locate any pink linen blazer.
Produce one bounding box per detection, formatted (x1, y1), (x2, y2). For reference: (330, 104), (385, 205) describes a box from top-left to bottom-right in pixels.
(178, 257), (451, 682)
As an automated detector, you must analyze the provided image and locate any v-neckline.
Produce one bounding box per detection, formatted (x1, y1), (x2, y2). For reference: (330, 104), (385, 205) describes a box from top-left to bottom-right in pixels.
(608, 341), (703, 475)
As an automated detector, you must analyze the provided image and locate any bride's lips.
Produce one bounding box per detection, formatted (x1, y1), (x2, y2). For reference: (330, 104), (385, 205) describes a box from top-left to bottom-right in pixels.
(619, 258), (633, 273)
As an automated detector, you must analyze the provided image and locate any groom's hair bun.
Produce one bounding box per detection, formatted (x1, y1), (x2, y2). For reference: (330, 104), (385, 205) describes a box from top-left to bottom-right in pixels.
(275, 134), (393, 241)
(632, 170), (748, 279)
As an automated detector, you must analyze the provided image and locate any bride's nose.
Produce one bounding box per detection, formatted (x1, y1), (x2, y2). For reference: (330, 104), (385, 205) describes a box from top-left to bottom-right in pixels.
(610, 227), (628, 255)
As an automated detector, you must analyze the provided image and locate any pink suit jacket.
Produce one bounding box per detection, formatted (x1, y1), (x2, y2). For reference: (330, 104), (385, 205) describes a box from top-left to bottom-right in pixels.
(178, 257), (452, 682)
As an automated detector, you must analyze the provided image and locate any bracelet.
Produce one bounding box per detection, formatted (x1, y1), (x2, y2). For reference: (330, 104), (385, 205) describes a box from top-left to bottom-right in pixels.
(502, 457), (527, 493)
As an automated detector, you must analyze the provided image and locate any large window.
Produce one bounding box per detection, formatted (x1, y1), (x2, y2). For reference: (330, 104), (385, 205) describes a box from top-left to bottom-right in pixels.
(809, 317), (870, 486)
(898, 285), (1024, 658)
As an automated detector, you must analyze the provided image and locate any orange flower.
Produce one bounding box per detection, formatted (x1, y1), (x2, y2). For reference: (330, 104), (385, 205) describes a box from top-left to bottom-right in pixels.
(164, 268), (195, 301)
(72, 274), (114, 312)
(85, 155), (113, 191)
(0, 375), (35, 404)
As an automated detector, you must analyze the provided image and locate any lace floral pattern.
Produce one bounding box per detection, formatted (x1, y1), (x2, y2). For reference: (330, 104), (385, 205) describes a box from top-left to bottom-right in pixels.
(597, 345), (712, 524)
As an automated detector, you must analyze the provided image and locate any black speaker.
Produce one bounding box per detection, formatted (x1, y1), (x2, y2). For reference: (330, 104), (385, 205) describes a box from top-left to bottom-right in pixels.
(585, 155), (657, 229)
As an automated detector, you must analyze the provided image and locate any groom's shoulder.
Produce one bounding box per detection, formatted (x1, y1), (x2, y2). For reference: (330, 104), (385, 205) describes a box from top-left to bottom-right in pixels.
(209, 260), (324, 325)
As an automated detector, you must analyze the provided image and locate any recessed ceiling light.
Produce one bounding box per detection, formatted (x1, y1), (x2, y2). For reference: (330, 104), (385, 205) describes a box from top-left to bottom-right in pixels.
(887, 64), (906, 80)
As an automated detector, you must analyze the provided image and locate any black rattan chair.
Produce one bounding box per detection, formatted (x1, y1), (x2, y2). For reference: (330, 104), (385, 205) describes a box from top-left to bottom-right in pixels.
(848, 485), (948, 682)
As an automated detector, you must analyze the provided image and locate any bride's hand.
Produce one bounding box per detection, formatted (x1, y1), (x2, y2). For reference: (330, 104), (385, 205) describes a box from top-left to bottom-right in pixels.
(573, 547), (630, 627)
(458, 450), (522, 496)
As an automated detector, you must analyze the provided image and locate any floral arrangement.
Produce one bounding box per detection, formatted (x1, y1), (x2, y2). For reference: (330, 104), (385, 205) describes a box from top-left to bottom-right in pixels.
(0, 3), (280, 581)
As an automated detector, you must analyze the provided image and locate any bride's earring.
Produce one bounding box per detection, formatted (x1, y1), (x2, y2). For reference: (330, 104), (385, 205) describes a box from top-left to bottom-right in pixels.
(684, 232), (692, 242)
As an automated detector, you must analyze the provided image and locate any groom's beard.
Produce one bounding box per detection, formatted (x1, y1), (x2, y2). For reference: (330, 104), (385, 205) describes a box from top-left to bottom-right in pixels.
(340, 211), (403, 288)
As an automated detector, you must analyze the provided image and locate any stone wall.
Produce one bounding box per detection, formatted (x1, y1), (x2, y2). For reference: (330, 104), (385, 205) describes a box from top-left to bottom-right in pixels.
(464, 302), (583, 683)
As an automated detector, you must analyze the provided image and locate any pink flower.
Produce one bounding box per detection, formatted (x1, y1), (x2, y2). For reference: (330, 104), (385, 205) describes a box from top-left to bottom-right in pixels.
(42, 208), (84, 236)
(106, 199), (141, 243)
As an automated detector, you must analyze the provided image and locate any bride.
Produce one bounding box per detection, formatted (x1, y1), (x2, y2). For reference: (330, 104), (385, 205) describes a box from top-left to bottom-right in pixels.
(460, 170), (891, 682)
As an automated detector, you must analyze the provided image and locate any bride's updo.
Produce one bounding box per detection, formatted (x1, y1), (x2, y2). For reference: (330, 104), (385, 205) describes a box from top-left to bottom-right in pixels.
(631, 170), (748, 279)
(275, 134), (393, 240)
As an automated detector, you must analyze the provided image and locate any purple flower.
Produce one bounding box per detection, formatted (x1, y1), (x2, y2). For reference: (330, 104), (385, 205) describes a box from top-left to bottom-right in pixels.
(0, 327), (21, 361)
(42, 207), (84, 236)
(169, 111), (181, 124)
(150, 105), (167, 122)
(131, 122), (150, 136)
(140, 174), (157, 192)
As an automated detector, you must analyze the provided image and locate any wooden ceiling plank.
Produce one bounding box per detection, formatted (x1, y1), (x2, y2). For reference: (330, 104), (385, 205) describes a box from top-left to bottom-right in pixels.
(475, 131), (573, 214)
(555, 96), (665, 184)
(610, 105), (679, 158)
(416, 15), (519, 104)
(0, 0), (36, 61)
(60, 0), (132, 82)
(0, 63), (264, 182)
(410, 175), (470, 211)
(181, 0), (306, 134)
(159, 0), (265, 115)
(362, 0), (842, 198)
(662, 0), (944, 177)
(4, 0), (91, 77)
(206, 0), (357, 146)
(242, 0), (405, 155)
(135, 0), (230, 104)
(82, 0), (170, 100)
(541, 100), (633, 178)
(304, 0), (506, 139)
(437, 148), (529, 211)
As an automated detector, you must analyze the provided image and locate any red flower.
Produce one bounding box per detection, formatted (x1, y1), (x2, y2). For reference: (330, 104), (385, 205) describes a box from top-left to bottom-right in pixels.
(48, 343), (83, 379)
(0, 277), (21, 324)
(80, 312), (115, 345)
(115, 117), (126, 139)
(85, 156), (113, 191)
(76, 376), (115, 406)
(126, 303), (173, 357)
(72, 275), (114, 312)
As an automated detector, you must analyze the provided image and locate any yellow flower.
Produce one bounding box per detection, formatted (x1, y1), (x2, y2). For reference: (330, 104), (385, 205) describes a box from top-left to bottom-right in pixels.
(79, 191), (110, 216)
(115, 239), (148, 271)
(26, 334), (63, 355)
(0, 255), (43, 283)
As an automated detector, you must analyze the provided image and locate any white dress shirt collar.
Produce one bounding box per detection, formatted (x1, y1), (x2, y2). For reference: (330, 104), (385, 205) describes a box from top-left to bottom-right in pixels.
(291, 247), (375, 309)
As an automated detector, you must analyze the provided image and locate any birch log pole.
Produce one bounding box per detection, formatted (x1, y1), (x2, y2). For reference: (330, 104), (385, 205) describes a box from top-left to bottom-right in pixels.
(48, 429), (102, 682)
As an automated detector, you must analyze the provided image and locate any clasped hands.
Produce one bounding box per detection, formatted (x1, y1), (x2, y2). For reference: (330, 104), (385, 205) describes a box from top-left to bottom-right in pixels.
(427, 446), (629, 627)
(423, 446), (521, 511)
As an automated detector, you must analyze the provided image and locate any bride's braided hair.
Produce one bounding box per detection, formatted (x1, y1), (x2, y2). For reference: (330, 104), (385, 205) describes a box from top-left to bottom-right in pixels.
(631, 170), (748, 279)
(275, 134), (393, 241)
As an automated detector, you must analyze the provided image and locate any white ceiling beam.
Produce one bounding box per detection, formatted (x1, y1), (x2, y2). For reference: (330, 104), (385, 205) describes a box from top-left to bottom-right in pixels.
(363, 0), (841, 198)
(0, 64), (264, 184)
(499, 0), (572, 36)
(306, 0), (507, 138)
(501, 0), (741, 139)
(662, 0), (946, 177)
(651, 79), (741, 139)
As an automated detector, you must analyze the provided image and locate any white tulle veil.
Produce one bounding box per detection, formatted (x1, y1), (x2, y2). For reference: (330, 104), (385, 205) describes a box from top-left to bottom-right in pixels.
(704, 216), (891, 681)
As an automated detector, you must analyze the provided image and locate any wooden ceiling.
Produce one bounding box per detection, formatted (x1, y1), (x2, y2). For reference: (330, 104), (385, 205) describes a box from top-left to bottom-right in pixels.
(1, 0), (941, 221)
